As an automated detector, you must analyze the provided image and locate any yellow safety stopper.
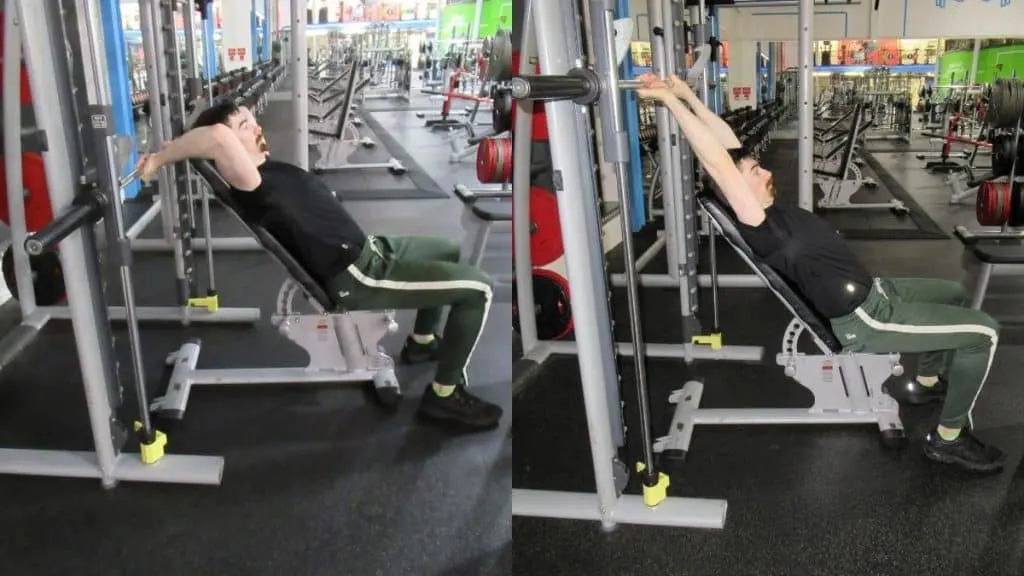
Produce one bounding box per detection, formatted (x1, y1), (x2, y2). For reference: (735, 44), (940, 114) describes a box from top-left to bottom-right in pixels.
(133, 421), (168, 465)
(692, 332), (723, 350)
(635, 462), (671, 508)
(188, 293), (220, 312)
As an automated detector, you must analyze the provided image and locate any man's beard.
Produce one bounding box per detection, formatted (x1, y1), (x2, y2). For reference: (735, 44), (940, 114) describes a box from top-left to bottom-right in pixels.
(258, 136), (269, 153)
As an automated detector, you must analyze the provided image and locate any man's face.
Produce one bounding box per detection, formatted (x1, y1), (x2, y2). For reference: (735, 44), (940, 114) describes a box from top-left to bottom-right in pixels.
(228, 106), (268, 155)
(738, 157), (776, 206)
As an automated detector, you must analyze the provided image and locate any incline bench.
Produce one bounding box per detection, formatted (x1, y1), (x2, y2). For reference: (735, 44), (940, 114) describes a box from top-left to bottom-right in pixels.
(653, 193), (907, 462)
(150, 159), (403, 420)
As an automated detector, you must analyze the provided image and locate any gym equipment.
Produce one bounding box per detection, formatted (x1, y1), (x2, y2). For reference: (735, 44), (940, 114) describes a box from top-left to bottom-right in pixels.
(311, 60), (407, 176)
(512, 269), (573, 341)
(487, 29), (513, 81)
(649, 194), (907, 463)
(975, 180), (1023, 227)
(153, 158), (402, 419)
(991, 133), (1024, 177)
(509, 186), (562, 268)
(0, 153), (55, 231)
(987, 78), (1024, 129)
(0, 0), (224, 486)
(128, 8), (274, 270)
(513, 0), (905, 530)
(814, 102), (908, 214)
(492, 87), (513, 134)
(1, 248), (64, 306)
(475, 137), (512, 183)
(512, 0), (765, 531)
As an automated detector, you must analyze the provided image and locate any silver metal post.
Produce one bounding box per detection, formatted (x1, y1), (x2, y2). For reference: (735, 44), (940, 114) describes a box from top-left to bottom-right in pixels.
(17, 0), (125, 486)
(663, 0), (701, 337)
(523, 0), (624, 528)
(512, 0), (539, 354)
(690, 0), (720, 331)
(139, 0), (189, 289)
(3, 8), (38, 318)
(968, 38), (982, 86)
(180, 1), (217, 293)
(797, 0), (814, 211)
(470, 0), (485, 40)
(291, 0), (309, 169)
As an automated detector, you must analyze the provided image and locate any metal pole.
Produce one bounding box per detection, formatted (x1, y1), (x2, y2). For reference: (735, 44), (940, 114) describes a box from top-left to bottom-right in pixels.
(590, 1), (658, 487)
(78, 0), (155, 442)
(470, 0), (486, 39)
(3, 8), (38, 318)
(181, 2), (218, 295)
(291, 0), (309, 170)
(797, 0), (814, 212)
(528, 0), (623, 529)
(512, 0), (538, 353)
(139, 0), (189, 295)
(968, 38), (982, 86)
(16, 0), (125, 487)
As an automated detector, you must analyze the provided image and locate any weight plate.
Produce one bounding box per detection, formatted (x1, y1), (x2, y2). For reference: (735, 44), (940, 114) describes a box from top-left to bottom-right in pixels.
(2, 248), (66, 306)
(511, 186), (564, 268)
(492, 88), (513, 135)
(0, 153), (55, 232)
(977, 180), (1000, 226)
(1012, 182), (1024, 228)
(511, 268), (573, 341)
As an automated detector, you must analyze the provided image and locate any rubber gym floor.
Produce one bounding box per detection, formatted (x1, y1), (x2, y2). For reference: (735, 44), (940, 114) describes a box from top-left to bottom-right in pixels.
(0, 85), (511, 574)
(514, 134), (1024, 575)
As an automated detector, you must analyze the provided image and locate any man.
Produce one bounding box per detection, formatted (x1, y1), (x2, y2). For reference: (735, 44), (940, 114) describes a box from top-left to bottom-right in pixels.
(137, 101), (502, 431)
(637, 73), (1005, 473)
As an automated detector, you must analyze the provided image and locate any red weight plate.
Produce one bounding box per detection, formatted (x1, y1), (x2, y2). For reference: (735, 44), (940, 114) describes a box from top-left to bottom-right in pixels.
(527, 186), (564, 267)
(496, 138), (513, 183)
(0, 153), (55, 232)
(476, 138), (499, 183)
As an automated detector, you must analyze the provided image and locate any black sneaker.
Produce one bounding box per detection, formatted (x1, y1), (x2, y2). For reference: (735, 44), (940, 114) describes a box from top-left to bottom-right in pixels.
(887, 375), (948, 405)
(400, 334), (442, 364)
(418, 383), (503, 430)
(923, 428), (1006, 473)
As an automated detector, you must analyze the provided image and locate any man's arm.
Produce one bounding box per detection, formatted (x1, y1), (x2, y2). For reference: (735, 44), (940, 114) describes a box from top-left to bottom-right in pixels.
(153, 125), (262, 191)
(657, 94), (765, 226)
(669, 78), (742, 150)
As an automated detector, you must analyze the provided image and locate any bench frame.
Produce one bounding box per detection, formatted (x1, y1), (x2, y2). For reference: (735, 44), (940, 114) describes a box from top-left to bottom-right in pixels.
(151, 158), (403, 422)
(653, 196), (908, 462)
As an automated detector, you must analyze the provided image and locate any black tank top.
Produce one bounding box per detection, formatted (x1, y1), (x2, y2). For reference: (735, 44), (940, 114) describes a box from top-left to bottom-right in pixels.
(229, 159), (366, 285)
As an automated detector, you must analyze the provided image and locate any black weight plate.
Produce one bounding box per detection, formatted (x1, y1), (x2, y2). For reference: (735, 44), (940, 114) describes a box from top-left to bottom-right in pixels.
(511, 271), (572, 341)
(2, 248), (66, 306)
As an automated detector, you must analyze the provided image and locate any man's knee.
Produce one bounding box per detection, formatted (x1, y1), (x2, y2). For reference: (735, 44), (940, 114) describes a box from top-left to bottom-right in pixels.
(950, 281), (970, 306)
(442, 237), (463, 263)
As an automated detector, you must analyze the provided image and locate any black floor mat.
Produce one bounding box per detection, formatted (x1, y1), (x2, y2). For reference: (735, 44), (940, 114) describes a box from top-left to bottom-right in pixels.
(762, 141), (948, 240)
(313, 111), (446, 201)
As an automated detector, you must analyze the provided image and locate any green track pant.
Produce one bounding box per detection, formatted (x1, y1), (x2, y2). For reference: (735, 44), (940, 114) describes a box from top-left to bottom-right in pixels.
(829, 277), (999, 429)
(325, 235), (493, 387)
